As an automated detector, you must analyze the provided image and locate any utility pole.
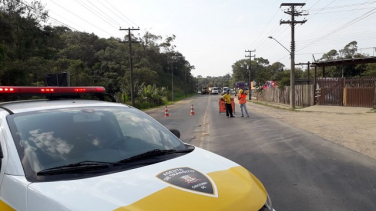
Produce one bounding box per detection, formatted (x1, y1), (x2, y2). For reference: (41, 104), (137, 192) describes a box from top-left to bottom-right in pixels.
(280, 3), (307, 109)
(245, 50), (256, 100)
(295, 62), (311, 85)
(172, 65), (174, 101)
(119, 27), (139, 107)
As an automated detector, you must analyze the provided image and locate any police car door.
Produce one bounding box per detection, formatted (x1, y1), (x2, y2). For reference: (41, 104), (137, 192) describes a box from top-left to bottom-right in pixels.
(0, 115), (28, 211)
(0, 117), (7, 207)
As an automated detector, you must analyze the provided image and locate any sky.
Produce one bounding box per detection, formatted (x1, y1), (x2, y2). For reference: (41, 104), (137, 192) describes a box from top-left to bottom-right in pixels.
(26, 0), (376, 77)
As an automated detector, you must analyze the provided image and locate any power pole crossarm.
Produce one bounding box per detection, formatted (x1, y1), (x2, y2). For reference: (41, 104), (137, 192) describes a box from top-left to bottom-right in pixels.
(119, 27), (140, 107)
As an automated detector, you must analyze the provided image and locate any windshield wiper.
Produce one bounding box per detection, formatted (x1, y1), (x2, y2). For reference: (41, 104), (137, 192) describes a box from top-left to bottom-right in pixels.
(116, 147), (194, 164)
(37, 161), (114, 176)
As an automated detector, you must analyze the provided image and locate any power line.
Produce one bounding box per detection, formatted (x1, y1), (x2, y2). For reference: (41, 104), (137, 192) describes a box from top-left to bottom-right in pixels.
(299, 2), (367, 39)
(96, 0), (131, 27)
(48, 11), (84, 31)
(307, 0), (322, 10)
(104, 0), (138, 27)
(86, 0), (123, 27)
(297, 36), (376, 49)
(75, 0), (118, 29)
(304, 0), (336, 21)
(310, 6), (376, 14)
(261, 0), (365, 55)
(252, 7), (291, 51)
(50, 0), (113, 36)
(297, 29), (376, 44)
(48, 16), (79, 31)
(308, 1), (376, 11)
(250, 8), (280, 48)
(17, 0), (80, 32)
(298, 8), (376, 52)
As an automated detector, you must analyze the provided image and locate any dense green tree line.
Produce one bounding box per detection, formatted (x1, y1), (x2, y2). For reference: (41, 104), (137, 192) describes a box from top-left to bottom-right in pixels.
(0, 0), (196, 107)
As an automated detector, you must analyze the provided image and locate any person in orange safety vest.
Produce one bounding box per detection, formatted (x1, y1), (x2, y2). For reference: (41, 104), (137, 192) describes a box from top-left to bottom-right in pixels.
(238, 89), (249, 117)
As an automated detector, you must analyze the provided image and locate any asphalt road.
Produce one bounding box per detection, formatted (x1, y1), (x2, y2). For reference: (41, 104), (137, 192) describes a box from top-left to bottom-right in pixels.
(148, 94), (376, 211)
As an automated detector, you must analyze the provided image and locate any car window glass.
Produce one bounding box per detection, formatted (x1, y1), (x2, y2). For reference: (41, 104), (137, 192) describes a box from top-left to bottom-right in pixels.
(7, 107), (185, 174)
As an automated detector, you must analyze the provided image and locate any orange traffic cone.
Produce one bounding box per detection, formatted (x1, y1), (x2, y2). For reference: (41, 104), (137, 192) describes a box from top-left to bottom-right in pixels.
(190, 104), (195, 116)
(165, 106), (169, 117)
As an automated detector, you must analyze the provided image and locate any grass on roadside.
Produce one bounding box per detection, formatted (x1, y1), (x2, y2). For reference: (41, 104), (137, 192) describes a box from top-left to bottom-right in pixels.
(140, 93), (197, 111)
(251, 100), (303, 111)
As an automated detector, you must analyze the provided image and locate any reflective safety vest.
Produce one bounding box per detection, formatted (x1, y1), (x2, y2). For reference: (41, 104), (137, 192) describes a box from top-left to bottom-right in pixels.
(238, 93), (246, 104)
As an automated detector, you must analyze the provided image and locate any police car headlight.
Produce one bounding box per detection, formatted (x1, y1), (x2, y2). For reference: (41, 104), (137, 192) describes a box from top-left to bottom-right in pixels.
(259, 193), (274, 211)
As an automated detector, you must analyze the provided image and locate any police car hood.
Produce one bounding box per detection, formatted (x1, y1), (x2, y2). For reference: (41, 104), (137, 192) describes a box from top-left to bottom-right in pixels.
(27, 148), (267, 211)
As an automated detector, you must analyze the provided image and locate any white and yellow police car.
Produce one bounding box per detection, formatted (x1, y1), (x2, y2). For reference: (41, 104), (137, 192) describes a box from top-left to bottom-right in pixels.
(0, 86), (274, 211)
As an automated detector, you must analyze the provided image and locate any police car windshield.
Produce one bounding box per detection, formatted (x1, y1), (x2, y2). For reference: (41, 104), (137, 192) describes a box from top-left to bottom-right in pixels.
(7, 106), (187, 179)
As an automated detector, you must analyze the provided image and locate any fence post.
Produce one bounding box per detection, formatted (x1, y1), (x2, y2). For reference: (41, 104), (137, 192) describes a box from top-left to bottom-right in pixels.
(374, 81), (376, 108)
(343, 87), (347, 106)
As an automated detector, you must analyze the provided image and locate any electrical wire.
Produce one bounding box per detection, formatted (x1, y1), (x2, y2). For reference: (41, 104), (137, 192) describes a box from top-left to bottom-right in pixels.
(249, 8), (280, 48)
(307, 0), (321, 10)
(310, 7), (376, 14)
(48, 15), (79, 31)
(252, 8), (290, 52)
(50, 0), (113, 36)
(104, 0), (139, 27)
(308, 1), (376, 11)
(297, 29), (376, 44)
(16, 0), (81, 32)
(299, 3), (366, 41)
(304, 0), (336, 21)
(86, 0), (123, 27)
(75, 0), (118, 29)
(297, 8), (376, 52)
(96, 0), (132, 27)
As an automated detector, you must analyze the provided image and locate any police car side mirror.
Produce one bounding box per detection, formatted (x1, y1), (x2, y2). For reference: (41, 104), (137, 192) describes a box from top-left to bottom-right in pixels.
(170, 129), (180, 138)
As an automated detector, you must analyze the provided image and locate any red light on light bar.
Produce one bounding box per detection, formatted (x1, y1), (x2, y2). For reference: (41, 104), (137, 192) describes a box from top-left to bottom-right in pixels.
(0, 88), (14, 92)
(0, 86), (105, 95)
(41, 88), (55, 92)
(74, 88), (86, 92)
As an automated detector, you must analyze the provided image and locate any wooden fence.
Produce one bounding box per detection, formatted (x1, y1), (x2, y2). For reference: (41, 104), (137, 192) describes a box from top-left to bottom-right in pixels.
(316, 78), (376, 108)
(256, 85), (314, 107)
(344, 87), (375, 108)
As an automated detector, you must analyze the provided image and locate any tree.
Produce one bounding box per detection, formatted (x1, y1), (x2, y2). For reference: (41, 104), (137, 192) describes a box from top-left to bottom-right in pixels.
(321, 49), (338, 61)
(339, 41), (357, 58)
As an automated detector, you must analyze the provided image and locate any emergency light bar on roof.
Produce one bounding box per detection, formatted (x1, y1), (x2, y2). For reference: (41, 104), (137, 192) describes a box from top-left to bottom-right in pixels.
(0, 86), (116, 102)
(0, 86), (105, 94)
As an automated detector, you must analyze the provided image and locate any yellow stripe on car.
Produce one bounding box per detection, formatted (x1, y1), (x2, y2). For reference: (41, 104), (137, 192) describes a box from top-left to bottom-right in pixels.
(0, 200), (15, 211)
(115, 166), (267, 211)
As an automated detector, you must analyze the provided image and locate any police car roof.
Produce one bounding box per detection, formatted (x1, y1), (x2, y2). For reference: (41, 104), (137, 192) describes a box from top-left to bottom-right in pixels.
(0, 99), (126, 114)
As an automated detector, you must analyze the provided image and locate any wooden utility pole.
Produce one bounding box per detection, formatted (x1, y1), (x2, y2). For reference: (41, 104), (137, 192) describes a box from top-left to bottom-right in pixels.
(119, 27), (139, 107)
(295, 62), (311, 84)
(280, 3), (307, 109)
(245, 50), (256, 100)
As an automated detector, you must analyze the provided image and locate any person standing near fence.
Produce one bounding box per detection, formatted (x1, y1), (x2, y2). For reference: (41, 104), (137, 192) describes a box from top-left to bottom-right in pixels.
(238, 89), (249, 117)
(222, 89), (234, 118)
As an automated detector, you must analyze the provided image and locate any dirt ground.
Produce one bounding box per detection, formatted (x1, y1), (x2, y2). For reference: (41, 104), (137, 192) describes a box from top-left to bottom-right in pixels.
(249, 102), (376, 160)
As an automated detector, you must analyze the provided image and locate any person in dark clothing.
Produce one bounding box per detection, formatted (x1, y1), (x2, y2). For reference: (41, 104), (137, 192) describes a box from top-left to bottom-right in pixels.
(222, 89), (234, 118)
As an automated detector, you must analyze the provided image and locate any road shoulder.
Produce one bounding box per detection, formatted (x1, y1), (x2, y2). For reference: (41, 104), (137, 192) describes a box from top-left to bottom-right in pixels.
(248, 100), (376, 160)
